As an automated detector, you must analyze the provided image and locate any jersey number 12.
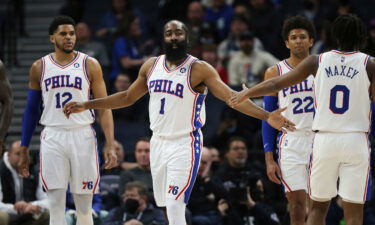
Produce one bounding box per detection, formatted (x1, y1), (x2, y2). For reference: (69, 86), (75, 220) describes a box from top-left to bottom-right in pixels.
(55, 92), (72, 108)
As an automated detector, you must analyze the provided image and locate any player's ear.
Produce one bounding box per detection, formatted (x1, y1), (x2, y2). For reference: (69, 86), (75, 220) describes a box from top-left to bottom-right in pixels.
(285, 40), (290, 50)
(309, 38), (314, 48)
(49, 35), (55, 44)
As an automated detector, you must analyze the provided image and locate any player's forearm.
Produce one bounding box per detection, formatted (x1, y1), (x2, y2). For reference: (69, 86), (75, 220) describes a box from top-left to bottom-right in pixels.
(84, 91), (133, 110)
(98, 109), (115, 147)
(243, 78), (281, 98)
(0, 98), (13, 140)
(265, 152), (275, 163)
(233, 99), (269, 121)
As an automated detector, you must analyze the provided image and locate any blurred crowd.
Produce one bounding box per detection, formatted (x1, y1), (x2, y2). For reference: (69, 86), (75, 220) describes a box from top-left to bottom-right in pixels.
(1, 0), (375, 224)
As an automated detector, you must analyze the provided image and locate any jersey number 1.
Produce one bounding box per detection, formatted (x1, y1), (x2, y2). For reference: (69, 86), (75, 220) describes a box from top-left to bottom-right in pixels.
(55, 92), (72, 108)
(159, 98), (166, 114)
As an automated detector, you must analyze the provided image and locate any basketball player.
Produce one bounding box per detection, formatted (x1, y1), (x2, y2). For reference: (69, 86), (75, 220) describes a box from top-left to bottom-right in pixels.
(17, 16), (117, 225)
(261, 16), (315, 225)
(230, 14), (373, 225)
(0, 60), (13, 157)
(63, 20), (295, 225)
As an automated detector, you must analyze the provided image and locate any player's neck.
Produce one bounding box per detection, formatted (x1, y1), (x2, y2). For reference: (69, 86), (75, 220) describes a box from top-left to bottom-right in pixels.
(52, 50), (77, 65)
(165, 55), (188, 69)
(288, 52), (309, 67)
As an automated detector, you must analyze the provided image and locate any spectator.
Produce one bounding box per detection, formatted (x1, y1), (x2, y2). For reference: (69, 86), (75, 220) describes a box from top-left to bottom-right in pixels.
(247, 0), (283, 56)
(214, 136), (264, 224)
(0, 141), (49, 225)
(111, 73), (147, 122)
(188, 147), (229, 225)
(228, 31), (278, 88)
(204, 0), (235, 40)
(110, 14), (145, 81)
(102, 181), (167, 225)
(241, 176), (281, 225)
(96, 0), (132, 39)
(75, 22), (110, 70)
(201, 44), (228, 84)
(101, 140), (125, 176)
(119, 137), (153, 200)
(311, 21), (333, 54)
(65, 192), (107, 225)
(217, 15), (264, 68)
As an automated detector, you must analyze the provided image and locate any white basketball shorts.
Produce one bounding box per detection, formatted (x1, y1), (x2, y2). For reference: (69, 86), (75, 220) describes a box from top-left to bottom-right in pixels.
(150, 130), (202, 207)
(308, 132), (370, 204)
(39, 126), (100, 194)
(277, 130), (314, 192)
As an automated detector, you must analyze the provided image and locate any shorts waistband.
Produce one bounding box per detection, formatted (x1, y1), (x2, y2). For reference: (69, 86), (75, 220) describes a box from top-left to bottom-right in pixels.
(44, 125), (92, 132)
(288, 130), (314, 136)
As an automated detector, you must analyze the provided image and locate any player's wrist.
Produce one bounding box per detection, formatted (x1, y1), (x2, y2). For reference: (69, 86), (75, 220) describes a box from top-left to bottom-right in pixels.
(265, 151), (274, 162)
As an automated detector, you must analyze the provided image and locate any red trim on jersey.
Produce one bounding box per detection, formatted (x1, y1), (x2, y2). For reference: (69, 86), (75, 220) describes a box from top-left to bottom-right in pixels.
(147, 56), (161, 81)
(186, 59), (199, 95)
(48, 52), (81, 69)
(175, 132), (195, 200)
(40, 57), (46, 86)
(331, 50), (358, 55)
(312, 83), (317, 109)
(283, 60), (294, 70)
(278, 133), (292, 192)
(92, 127), (100, 194)
(39, 130), (49, 190)
(163, 55), (191, 73)
(364, 55), (370, 66)
(190, 94), (198, 129)
(82, 55), (91, 85)
(319, 53), (323, 64)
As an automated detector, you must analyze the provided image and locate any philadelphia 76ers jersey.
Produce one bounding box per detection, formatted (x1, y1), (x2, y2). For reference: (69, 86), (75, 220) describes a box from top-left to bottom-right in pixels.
(312, 50), (371, 132)
(147, 55), (206, 137)
(276, 60), (314, 131)
(40, 51), (94, 128)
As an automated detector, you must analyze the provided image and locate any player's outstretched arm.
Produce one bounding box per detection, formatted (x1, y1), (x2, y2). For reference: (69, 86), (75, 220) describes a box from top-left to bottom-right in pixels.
(0, 60), (13, 155)
(367, 58), (375, 102)
(18, 60), (43, 177)
(87, 57), (117, 169)
(229, 55), (319, 106)
(197, 61), (295, 132)
(63, 57), (156, 117)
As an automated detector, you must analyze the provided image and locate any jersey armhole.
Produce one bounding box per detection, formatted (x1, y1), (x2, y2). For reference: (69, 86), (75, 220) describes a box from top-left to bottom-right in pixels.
(275, 63), (282, 76)
(39, 57), (46, 86)
(83, 55), (91, 85)
(186, 59), (200, 95)
(146, 56), (160, 81)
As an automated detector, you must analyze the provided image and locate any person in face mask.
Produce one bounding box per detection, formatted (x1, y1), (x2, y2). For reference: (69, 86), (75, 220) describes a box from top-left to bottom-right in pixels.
(102, 181), (167, 225)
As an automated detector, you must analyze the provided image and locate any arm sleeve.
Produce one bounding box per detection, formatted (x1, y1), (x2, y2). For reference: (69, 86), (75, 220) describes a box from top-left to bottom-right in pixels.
(262, 96), (278, 152)
(21, 89), (42, 147)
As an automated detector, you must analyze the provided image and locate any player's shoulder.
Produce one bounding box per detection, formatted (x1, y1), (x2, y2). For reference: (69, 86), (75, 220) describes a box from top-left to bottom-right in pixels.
(191, 59), (213, 71)
(264, 64), (280, 80)
(30, 58), (43, 71)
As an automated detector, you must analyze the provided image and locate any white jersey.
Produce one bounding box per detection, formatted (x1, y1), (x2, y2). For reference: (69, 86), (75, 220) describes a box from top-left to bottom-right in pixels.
(40, 51), (94, 128)
(276, 60), (314, 131)
(147, 55), (206, 137)
(312, 50), (371, 132)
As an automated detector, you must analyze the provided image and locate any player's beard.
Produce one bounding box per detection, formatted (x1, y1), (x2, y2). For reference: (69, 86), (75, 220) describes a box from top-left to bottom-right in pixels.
(163, 39), (188, 61)
(56, 41), (75, 54)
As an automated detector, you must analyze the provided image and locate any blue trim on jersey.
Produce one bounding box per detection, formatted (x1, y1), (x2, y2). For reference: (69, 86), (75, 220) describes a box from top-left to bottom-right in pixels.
(366, 171), (372, 201)
(184, 130), (202, 204)
(193, 94), (206, 130)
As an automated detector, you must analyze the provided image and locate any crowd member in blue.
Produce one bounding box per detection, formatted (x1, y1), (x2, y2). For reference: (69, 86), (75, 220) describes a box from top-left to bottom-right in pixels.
(260, 16), (316, 225)
(203, 0), (234, 41)
(110, 14), (145, 81)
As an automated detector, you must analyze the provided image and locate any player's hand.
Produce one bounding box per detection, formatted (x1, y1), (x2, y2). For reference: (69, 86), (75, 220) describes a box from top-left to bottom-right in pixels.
(266, 158), (282, 184)
(104, 148), (118, 169)
(23, 204), (41, 214)
(217, 199), (229, 216)
(63, 101), (87, 118)
(14, 201), (29, 213)
(17, 147), (30, 177)
(267, 107), (296, 133)
(228, 84), (251, 107)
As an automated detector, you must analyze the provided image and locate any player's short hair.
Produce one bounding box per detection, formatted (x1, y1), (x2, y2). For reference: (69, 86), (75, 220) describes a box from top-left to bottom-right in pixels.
(49, 16), (76, 35)
(331, 14), (366, 51)
(164, 20), (190, 39)
(282, 15), (316, 41)
(125, 181), (149, 197)
(226, 136), (247, 152)
(136, 137), (150, 144)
